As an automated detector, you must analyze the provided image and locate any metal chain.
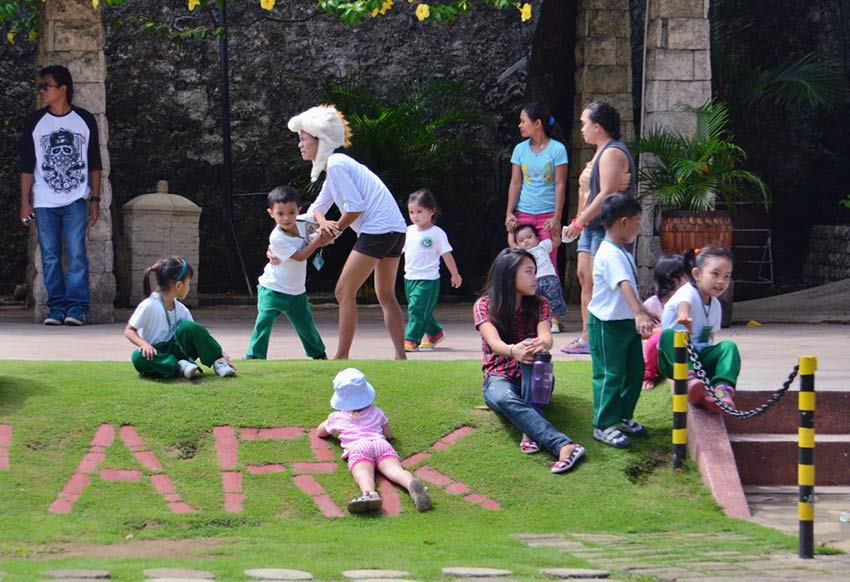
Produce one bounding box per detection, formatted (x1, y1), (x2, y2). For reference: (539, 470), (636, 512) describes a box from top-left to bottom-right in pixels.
(686, 340), (799, 420)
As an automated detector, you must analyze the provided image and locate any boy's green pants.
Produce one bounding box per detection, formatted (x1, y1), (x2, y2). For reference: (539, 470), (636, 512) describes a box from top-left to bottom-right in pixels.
(404, 278), (443, 343)
(658, 328), (741, 387)
(246, 285), (326, 359)
(587, 313), (645, 429)
(131, 320), (223, 378)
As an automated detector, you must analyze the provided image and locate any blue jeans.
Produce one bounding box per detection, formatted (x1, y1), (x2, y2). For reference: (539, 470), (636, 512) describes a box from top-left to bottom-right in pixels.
(482, 365), (572, 456)
(34, 198), (90, 312)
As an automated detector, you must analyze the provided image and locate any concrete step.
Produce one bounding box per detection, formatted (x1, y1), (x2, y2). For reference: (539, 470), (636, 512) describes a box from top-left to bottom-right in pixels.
(725, 390), (850, 435)
(730, 433), (850, 486)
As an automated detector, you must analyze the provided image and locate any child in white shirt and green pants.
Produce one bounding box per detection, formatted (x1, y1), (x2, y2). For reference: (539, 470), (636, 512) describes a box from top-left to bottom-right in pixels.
(587, 194), (658, 448)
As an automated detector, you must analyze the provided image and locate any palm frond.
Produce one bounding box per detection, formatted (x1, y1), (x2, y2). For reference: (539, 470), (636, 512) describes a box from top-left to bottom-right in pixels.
(743, 53), (848, 112)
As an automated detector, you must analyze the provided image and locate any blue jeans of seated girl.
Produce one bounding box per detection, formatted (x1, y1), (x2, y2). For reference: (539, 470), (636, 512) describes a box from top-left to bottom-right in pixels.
(483, 364), (572, 456)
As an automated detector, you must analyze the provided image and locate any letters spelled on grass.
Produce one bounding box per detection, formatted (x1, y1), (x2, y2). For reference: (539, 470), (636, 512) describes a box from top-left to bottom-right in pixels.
(0, 360), (793, 579)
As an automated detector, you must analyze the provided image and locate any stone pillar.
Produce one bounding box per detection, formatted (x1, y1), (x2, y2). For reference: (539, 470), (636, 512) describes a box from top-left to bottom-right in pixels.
(566, 0), (636, 299)
(638, 0), (712, 291)
(123, 181), (202, 307)
(29, 0), (114, 323)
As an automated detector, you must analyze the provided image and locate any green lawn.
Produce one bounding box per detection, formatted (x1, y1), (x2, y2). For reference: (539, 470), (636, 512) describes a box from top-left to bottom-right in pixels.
(0, 360), (794, 580)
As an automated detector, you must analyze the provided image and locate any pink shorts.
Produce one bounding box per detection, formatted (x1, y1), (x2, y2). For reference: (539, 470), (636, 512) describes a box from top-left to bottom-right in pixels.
(345, 438), (399, 471)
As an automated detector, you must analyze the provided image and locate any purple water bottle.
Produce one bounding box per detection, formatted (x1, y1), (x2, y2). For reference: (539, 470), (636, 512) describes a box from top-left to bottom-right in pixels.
(531, 351), (553, 405)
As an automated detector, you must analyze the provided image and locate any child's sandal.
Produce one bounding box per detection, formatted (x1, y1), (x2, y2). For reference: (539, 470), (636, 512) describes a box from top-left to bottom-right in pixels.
(551, 444), (585, 474)
(520, 440), (540, 454)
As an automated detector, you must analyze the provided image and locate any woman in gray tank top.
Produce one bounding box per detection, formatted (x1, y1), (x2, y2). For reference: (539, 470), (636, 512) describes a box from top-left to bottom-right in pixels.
(561, 102), (635, 354)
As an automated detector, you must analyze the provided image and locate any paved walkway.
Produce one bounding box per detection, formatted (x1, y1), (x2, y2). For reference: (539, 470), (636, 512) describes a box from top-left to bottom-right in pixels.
(1, 302), (847, 392)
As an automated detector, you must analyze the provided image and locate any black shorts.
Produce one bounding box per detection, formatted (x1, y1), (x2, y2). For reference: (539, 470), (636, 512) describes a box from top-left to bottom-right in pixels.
(353, 232), (406, 259)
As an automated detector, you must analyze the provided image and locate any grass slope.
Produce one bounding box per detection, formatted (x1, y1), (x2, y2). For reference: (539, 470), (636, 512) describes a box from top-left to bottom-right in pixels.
(0, 360), (793, 580)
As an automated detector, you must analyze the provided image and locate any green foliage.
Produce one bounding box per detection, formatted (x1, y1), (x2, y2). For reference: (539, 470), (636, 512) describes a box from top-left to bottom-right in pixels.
(0, 0), (520, 42)
(839, 194), (850, 210)
(634, 99), (770, 212)
(288, 75), (492, 204)
(0, 359), (794, 577)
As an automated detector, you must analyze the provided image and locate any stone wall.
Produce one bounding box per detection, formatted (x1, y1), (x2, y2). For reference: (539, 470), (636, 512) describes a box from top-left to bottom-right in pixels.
(565, 0), (636, 301)
(0, 36), (37, 295)
(636, 0), (711, 293)
(802, 226), (850, 284)
(102, 1), (545, 296)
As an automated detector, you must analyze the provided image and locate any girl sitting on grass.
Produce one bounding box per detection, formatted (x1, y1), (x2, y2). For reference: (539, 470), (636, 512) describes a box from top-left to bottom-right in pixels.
(473, 248), (584, 474)
(317, 368), (432, 514)
(124, 256), (236, 380)
(658, 247), (739, 413)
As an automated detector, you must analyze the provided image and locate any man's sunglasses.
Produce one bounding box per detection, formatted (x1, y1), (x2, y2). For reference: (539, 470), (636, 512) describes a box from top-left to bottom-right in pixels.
(37, 83), (57, 91)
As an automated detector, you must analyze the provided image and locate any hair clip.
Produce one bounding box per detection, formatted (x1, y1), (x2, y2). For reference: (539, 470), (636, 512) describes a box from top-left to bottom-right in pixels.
(548, 116), (555, 126)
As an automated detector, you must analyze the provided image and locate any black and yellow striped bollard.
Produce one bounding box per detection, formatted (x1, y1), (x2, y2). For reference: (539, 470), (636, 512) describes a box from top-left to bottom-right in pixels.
(672, 330), (689, 469)
(798, 355), (817, 559)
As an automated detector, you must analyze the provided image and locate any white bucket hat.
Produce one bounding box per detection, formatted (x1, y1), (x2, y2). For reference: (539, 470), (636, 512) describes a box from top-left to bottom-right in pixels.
(330, 368), (376, 411)
(287, 104), (352, 182)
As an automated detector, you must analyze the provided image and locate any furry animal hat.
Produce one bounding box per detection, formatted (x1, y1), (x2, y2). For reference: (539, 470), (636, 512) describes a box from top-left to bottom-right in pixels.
(287, 104), (352, 182)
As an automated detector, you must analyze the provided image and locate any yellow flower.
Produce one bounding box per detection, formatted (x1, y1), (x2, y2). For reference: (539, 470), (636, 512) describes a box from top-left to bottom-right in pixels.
(519, 2), (532, 22)
(92, 0), (99, 9)
(28, 30), (38, 42)
(415, 3), (430, 20)
(381, 0), (393, 14)
(260, 0), (275, 10)
(7, 31), (15, 44)
(188, 0), (201, 11)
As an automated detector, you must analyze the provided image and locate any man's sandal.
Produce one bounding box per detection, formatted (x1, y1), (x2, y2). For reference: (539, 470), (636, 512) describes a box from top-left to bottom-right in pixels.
(551, 444), (585, 474)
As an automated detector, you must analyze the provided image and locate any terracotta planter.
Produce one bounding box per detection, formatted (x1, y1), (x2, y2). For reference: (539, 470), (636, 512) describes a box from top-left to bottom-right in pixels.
(659, 210), (734, 254)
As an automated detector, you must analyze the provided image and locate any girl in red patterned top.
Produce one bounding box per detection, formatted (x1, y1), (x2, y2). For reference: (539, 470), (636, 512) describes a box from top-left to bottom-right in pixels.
(473, 248), (585, 474)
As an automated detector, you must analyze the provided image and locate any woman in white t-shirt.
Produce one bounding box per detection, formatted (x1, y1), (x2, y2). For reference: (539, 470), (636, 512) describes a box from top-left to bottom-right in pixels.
(287, 105), (408, 360)
(124, 256), (236, 380)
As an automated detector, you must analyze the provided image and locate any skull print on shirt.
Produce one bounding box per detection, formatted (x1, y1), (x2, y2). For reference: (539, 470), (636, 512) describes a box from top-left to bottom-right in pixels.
(40, 128), (86, 194)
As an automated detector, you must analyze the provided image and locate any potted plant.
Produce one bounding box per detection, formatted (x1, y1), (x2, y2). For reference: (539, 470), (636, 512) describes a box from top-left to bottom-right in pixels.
(634, 99), (770, 254)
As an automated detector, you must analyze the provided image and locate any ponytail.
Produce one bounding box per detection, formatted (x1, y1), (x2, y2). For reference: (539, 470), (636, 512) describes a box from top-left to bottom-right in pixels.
(142, 256), (194, 297)
(684, 247), (735, 282)
(522, 101), (566, 143)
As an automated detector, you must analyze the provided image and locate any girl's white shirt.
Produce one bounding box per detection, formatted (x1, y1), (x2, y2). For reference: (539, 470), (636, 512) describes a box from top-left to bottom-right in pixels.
(661, 283), (722, 350)
(403, 224), (452, 280)
(305, 153), (406, 236)
(128, 293), (194, 345)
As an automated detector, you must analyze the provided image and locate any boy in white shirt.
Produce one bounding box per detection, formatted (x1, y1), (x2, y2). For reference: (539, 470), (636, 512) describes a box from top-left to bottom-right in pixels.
(246, 186), (331, 359)
(587, 194), (658, 448)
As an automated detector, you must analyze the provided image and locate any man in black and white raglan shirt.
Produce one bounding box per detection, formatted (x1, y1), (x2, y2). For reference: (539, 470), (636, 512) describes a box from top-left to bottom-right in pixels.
(20, 65), (102, 326)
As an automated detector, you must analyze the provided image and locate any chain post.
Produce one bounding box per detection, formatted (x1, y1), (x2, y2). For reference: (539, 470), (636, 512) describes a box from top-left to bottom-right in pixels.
(672, 330), (689, 469)
(798, 355), (817, 559)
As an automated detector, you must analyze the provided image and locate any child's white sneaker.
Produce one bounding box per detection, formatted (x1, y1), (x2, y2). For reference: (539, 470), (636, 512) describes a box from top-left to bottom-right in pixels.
(178, 359), (201, 379)
(550, 319), (561, 334)
(213, 358), (237, 377)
